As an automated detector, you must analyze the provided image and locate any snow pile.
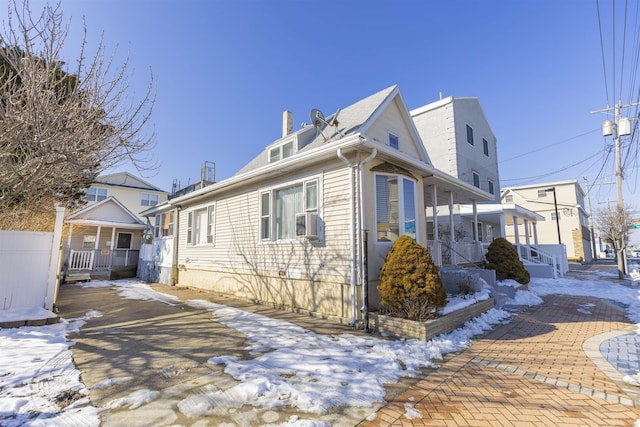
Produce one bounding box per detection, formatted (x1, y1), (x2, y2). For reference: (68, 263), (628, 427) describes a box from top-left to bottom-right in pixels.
(179, 297), (511, 416)
(0, 315), (100, 427)
(2, 263), (640, 424)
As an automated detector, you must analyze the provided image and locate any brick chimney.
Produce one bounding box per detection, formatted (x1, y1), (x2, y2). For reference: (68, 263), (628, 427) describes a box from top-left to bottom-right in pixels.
(282, 110), (293, 137)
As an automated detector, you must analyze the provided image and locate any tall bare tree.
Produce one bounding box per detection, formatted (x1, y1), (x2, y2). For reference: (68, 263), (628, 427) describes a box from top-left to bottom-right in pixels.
(595, 204), (635, 279)
(0, 1), (156, 223)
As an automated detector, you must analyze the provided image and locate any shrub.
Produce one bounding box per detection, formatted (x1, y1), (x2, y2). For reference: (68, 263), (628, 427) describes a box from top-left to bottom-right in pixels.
(483, 237), (530, 285)
(457, 273), (476, 296)
(378, 235), (447, 321)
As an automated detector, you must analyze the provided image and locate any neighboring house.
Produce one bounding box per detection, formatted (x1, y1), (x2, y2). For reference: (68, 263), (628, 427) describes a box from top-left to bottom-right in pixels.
(63, 173), (168, 282)
(501, 180), (593, 263)
(141, 85), (493, 326)
(84, 172), (168, 221)
(411, 96), (564, 277)
(63, 197), (148, 282)
(411, 97), (501, 250)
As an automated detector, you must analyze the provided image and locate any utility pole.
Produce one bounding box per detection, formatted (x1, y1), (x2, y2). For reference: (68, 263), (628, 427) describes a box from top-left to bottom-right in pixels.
(592, 100), (639, 278)
(583, 177), (597, 261)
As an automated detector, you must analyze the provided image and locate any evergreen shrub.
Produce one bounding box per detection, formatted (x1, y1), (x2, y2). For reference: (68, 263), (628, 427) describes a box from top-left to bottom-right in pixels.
(483, 237), (530, 285)
(378, 235), (447, 321)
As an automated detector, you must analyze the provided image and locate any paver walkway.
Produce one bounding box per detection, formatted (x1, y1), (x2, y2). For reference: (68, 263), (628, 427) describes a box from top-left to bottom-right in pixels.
(362, 294), (640, 426)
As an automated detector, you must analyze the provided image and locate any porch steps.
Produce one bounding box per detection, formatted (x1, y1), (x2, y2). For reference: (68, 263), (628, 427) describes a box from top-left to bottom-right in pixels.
(64, 269), (92, 283)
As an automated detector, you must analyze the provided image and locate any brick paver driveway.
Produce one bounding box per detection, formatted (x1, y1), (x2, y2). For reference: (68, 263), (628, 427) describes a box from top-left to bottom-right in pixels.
(363, 294), (640, 426)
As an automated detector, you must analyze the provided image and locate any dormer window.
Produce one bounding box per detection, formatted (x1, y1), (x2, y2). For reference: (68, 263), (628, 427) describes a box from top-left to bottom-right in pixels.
(269, 139), (296, 163)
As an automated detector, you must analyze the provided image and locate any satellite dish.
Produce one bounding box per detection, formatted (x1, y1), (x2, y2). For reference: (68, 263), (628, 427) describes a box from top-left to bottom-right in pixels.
(310, 108), (325, 128)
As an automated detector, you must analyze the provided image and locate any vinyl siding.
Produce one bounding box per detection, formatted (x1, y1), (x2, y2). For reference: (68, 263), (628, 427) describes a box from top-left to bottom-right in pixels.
(367, 99), (423, 160)
(68, 225), (141, 250)
(177, 163), (354, 283)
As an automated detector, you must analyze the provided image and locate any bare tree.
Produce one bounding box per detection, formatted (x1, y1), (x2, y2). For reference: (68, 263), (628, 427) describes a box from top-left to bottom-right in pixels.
(0, 0), (156, 220)
(595, 204), (635, 279)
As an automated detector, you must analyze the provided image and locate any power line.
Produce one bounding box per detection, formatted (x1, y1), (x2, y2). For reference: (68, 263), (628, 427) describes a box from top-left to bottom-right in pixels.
(501, 150), (602, 185)
(597, 0), (611, 106)
(497, 128), (600, 165)
(619, 0), (628, 103)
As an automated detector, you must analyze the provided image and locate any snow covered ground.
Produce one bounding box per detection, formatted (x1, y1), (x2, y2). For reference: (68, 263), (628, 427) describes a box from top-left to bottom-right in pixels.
(1, 261), (640, 426)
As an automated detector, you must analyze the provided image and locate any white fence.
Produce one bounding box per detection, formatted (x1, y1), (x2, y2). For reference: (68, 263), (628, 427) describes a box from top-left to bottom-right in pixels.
(0, 207), (64, 311)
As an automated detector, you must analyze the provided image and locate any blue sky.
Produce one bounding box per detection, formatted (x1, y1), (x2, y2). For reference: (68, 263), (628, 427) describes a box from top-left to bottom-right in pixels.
(3, 0), (639, 212)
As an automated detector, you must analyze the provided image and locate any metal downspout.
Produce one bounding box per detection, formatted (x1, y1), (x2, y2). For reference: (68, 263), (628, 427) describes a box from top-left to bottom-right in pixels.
(337, 145), (377, 327)
(357, 148), (376, 327)
(337, 148), (358, 325)
(172, 207), (180, 285)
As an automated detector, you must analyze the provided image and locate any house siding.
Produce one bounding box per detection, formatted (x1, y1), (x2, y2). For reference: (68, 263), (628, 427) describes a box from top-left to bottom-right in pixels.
(503, 182), (592, 262)
(175, 162), (357, 320)
(367, 99), (423, 160)
(412, 102), (457, 175)
(86, 183), (168, 219)
(69, 225), (141, 250)
(451, 99), (500, 202)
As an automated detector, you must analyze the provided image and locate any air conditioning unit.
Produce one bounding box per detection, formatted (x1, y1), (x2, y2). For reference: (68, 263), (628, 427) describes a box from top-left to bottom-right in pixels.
(295, 212), (318, 239)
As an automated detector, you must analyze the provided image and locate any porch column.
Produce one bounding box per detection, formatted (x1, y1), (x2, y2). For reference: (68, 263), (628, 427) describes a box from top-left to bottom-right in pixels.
(110, 227), (116, 250)
(449, 191), (456, 265)
(472, 200), (478, 242)
(109, 227), (116, 280)
(432, 185), (439, 240)
(533, 222), (539, 245)
(92, 225), (101, 271)
(94, 226), (101, 250)
(512, 215), (520, 245)
(524, 219), (531, 246)
(67, 224), (73, 247)
(499, 214), (505, 239)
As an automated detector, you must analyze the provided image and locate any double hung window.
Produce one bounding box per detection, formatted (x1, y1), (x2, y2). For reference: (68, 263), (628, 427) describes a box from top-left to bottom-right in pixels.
(155, 212), (175, 237)
(141, 193), (159, 207)
(260, 178), (319, 241)
(187, 204), (215, 245)
(269, 140), (295, 163)
(86, 187), (107, 202)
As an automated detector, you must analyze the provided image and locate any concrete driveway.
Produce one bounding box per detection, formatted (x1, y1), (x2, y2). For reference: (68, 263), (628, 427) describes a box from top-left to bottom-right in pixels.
(57, 283), (415, 426)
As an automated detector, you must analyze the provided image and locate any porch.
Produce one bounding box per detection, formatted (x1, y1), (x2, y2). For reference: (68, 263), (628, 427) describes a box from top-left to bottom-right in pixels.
(425, 240), (567, 279)
(64, 198), (148, 282)
(65, 248), (141, 282)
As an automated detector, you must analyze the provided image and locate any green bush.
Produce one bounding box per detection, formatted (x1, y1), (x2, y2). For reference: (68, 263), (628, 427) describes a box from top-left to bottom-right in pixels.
(483, 237), (530, 285)
(378, 235), (447, 321)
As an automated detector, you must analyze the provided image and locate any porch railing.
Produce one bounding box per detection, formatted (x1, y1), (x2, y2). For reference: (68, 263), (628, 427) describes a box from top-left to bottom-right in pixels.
(515, 243), (560, 278)
(69, 250), (94, 270)
(68, 249), (139, 271)
(454, 242), (485, 264)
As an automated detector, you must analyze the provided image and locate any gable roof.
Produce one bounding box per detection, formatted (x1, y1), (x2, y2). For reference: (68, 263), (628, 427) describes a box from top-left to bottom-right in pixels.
(168, 85), (493, 207)
(411, 96), (496, 142)
(502, 180), (585, 196)
(236, 85), (432, 175)
(66, 196), (147, 228)
(94, 172), (166, 192)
